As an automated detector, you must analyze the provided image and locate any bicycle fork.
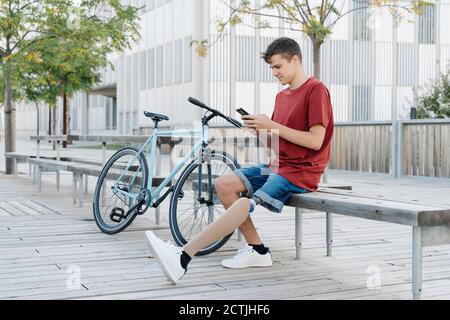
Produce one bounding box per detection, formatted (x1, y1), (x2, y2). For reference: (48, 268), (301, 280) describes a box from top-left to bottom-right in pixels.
(195, 147), (215, 224)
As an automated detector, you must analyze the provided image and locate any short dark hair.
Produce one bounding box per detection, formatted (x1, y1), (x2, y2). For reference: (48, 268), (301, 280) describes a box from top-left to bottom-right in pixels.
(262, 37), (302, 64)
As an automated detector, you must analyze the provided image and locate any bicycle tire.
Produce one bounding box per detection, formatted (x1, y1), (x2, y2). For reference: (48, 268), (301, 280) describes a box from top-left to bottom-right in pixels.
(169, 150), (240, 256)
(93, 147), (149, 234)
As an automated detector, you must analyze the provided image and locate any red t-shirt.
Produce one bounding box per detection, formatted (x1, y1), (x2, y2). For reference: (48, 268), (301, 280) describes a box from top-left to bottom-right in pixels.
(268, 77), (334, 191)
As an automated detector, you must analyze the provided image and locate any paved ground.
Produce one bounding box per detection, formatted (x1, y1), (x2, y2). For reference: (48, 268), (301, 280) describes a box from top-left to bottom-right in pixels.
(1, 139), (450, 300)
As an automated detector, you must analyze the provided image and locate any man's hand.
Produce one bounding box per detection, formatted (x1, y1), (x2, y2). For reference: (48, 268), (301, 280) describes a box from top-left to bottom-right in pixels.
(241, 114), (278, 131)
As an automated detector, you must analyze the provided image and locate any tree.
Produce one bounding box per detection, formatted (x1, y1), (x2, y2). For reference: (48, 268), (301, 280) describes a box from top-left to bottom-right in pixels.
(1, 0), (140, 173)
(193, 0), (432, 80)
(16, 3), (140, 147)
(414, 68), (450, 119)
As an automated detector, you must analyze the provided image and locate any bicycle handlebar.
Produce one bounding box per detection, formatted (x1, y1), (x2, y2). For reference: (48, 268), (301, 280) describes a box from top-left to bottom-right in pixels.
(188, 97), (243, 128)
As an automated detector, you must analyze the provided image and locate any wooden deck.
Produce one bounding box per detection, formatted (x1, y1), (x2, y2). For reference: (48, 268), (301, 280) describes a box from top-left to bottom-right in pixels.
(1, 170), (450, 300)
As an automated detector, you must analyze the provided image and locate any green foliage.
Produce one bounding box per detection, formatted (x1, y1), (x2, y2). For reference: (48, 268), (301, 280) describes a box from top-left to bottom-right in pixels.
(415, 68), (450, 119)
(0, 0), (140, 107)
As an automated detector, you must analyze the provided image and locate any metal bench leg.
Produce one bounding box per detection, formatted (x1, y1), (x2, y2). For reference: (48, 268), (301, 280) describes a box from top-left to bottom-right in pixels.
(295, 207), (303, 260)
(13, 159), (18, 177)
(155, 207), (160, 225)
(37, 166), (42, 192)
(84, 175), (88, 194)
(29, 163), (32, 177)
(56, 170), (60, 191)
(78, 174), (84, 208)
(326, 212), (333, 256)
(412, 226), (423, 300)
(72, 174), (77, 205)
(32, 165), (37, 183)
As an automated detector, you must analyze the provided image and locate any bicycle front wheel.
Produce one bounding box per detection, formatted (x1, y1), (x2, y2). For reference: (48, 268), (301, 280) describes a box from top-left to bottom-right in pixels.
(169, 150), (240, 256)
(93, 147), (149, 234)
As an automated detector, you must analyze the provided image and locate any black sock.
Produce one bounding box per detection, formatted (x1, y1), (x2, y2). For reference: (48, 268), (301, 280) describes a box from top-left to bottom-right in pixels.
(180, 251), (191, 269)
(249, 243), (269, 255)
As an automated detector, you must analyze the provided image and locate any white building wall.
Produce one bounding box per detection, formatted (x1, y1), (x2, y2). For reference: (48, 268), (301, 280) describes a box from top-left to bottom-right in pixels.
(10, 0), (450, 139)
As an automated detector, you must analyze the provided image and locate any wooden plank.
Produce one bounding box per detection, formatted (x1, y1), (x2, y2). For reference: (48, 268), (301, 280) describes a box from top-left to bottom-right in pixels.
(404, 125), (410, 176)
(24, 200), (62, 216)
(0, 202), (24, 216)
(442, 125), (449, 178)
(426, 125), (434, 177)
(376, 125), (381, 173)
(384, 125), (391, 174)
(357, 126), (362, 171)
(6, 201), (42, 216)
(435, 125), (441, 177)
(411, 125), (418, 176)
(419, 125), (426, 176)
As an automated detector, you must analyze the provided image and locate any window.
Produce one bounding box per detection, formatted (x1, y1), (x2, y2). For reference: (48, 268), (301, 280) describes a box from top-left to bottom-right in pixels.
(397, 43), (416, 86)
(260, 36), (277, 83)
(184, 36), (192, 83)
(148, 48), (154, 89)
(71, 100), (77, 130)
(105, 98), (111, 130)
(353, 41), (372, 85)
(237, 36), (255, 82)
(352, 85), (371, 121)
(165, 42), (173, 86)
(105, 97), (117, 130)
(330, 40), (348, 85)
(146, 0), (154, 11)
(155, 46), (163, 87)
(353, 2), (371, 41)
(140, 51), (147, 90)
(419, 4), (435, 44)
(112, 98), (117, 130)
(174, 39), (182, 84)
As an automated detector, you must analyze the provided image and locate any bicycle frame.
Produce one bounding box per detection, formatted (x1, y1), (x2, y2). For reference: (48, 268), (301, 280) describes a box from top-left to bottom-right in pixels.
(113, 123), (210, 208)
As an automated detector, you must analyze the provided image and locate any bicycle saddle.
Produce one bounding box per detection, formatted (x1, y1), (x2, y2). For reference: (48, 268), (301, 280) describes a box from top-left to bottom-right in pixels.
(144, 111), (169, 122)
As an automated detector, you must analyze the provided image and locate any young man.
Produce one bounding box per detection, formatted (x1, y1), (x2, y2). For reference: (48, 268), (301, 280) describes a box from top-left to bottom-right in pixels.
(145, 37), (334, 284)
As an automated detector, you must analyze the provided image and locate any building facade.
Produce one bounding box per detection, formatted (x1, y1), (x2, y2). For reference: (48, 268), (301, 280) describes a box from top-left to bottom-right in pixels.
(9, 0), (450, 139)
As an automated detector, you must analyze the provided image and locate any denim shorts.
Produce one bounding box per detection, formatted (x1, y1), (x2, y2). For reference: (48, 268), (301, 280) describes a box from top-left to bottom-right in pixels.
(232, 164), (310, 213)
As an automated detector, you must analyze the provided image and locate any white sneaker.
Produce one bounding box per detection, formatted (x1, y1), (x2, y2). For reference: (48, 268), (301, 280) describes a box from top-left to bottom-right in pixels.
(221, 245), (272, 269)
(145, 231), (187, 284)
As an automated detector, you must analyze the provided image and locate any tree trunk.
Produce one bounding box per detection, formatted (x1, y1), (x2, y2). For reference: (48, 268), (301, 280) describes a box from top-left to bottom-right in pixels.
(35, 103), (40, 136)
(4, 58), (16, 174)
(48, 105), (52, 135)
(52, 106), (56, 151)
(312, 40), (322, 80)
(311, 38), (328, 183)
(62, 93), (67, 148)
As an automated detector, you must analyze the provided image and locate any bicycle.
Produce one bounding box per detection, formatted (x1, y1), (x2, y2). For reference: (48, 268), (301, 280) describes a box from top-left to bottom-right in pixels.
(93, 97), (243, 255)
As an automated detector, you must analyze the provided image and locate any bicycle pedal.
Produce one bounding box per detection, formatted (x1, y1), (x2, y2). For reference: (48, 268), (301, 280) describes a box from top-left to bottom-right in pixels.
(110, 207), (125, 223)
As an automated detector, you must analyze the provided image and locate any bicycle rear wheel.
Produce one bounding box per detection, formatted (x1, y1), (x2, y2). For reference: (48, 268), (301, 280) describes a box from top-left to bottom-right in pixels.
(93, 147), (149, 234)
(169, 150), (239, 256)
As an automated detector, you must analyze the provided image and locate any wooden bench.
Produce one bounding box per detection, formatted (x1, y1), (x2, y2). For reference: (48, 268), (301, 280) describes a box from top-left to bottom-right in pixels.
(4, 152), (33, 176)
(28, 158), (169, 207)
(286, 187), (450, 300)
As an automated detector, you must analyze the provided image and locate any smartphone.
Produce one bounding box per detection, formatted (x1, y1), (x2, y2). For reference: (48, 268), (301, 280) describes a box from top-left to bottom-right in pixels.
(236, 108), (250, 116)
